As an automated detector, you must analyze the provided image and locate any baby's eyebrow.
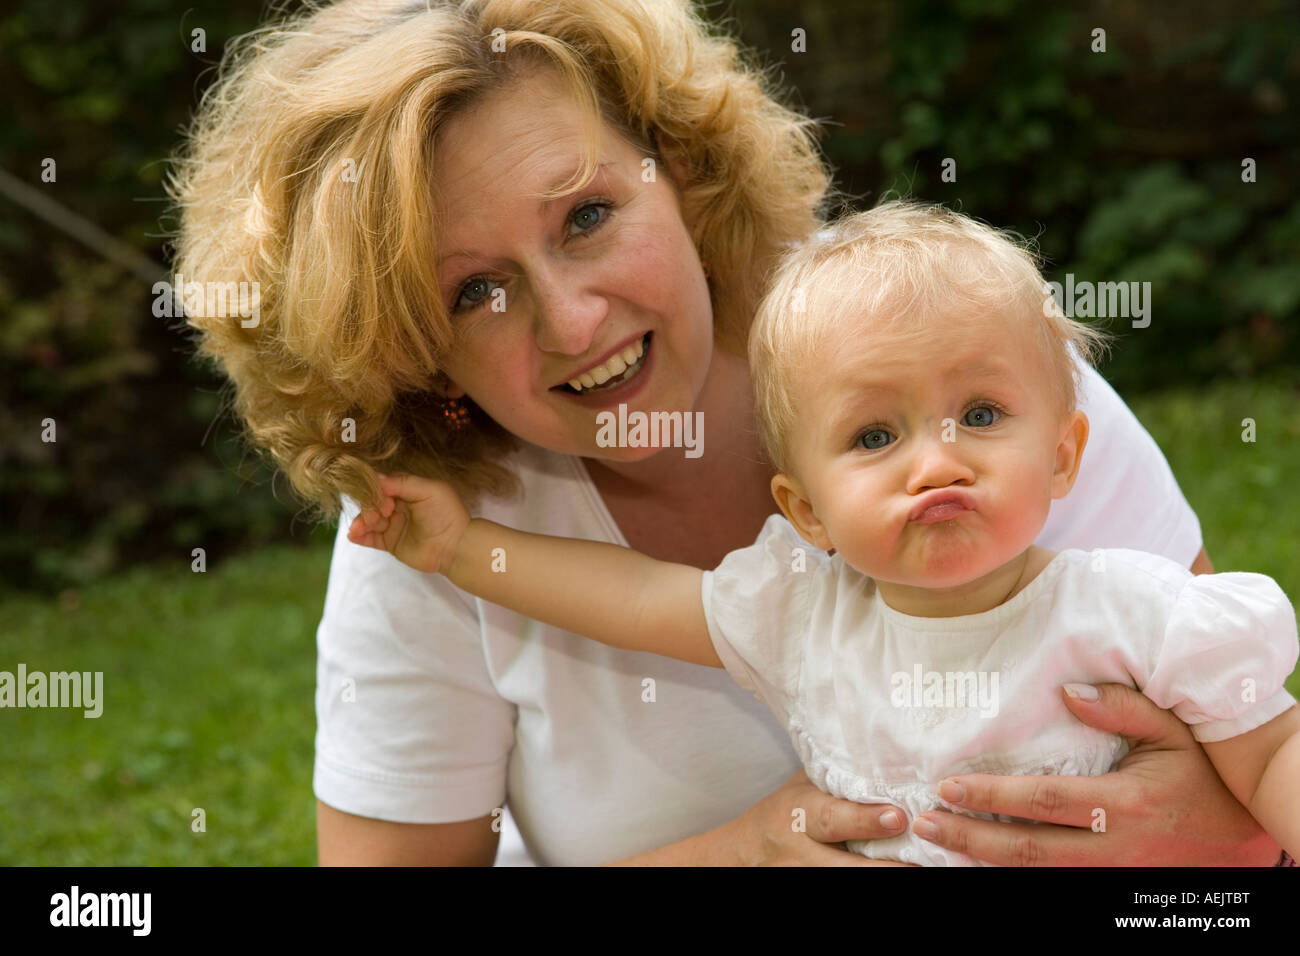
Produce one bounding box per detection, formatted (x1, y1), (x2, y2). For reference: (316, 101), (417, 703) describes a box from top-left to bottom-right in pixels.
(836, 363), (1010, 399)
(824, 363), (1020, 433)
(948, 361), (1014, 380)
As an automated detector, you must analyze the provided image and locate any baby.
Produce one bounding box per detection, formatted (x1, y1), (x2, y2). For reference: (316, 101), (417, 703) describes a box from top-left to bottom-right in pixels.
(348, 202), (1300, 865)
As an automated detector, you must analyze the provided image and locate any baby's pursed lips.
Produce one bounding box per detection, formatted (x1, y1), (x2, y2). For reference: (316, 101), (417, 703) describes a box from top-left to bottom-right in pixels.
(908, 488), (976, 521)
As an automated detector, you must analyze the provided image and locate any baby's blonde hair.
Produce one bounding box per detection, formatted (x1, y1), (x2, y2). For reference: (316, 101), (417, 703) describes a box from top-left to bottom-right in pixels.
(168, 0), (831, 518)
(749, 201), (1112, 477)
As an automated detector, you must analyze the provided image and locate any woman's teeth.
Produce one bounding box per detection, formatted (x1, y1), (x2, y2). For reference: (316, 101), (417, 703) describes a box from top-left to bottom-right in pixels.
(566, 335), (647, 393)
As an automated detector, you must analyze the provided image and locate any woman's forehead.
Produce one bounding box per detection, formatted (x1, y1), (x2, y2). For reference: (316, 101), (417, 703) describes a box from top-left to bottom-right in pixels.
(432, 112), (633, 228)
(431, 139), (622, 235)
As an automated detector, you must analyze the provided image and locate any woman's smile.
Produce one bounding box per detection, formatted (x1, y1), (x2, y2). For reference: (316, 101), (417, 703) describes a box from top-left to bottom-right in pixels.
(551, 332), (655, 407)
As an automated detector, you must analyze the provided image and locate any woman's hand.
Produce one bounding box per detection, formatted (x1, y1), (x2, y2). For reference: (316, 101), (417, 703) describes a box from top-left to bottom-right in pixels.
(728, 769), (917, 866)
(346, 472), (470, 576)
(910, 682), (1282, 865)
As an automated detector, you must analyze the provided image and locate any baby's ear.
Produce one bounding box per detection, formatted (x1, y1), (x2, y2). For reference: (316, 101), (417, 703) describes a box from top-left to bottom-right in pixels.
(1052, 410), (1090, 498)
(771, 473), (833, 551)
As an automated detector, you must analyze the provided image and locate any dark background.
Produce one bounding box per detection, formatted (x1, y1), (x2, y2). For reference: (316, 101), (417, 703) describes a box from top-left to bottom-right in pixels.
(2, 0), (1297, 595)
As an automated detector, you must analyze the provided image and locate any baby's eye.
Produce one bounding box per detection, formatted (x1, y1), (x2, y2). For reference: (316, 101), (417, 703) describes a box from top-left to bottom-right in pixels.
(859, 428), (894, 451)
(454, 276), (500, 312)
(963, 405), (1001, 427)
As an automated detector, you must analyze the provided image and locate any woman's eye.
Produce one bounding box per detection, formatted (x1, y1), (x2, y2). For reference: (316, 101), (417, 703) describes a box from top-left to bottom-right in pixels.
(859, 428), (894, 450)
(963, 405), (1001, 427)
(454, 276), (499, 312)
(451, 202), (610, 313)
(568, 201), (610, 236)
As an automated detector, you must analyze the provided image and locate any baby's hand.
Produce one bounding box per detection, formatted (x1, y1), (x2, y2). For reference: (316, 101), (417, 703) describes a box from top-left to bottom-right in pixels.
(346, 472), (470, 575)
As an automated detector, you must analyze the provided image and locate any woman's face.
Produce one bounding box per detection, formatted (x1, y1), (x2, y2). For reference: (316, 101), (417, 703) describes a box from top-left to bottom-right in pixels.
(431, 67), (715, 459)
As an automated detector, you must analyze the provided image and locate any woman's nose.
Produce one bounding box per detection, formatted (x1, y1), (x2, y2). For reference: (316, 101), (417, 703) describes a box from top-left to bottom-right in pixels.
(529, 265), (610, 355)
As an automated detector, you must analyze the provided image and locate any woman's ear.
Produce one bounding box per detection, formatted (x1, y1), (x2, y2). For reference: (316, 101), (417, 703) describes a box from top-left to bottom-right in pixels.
(654, 136), (699, 228)
(771, 473), (834, 551)
(662, 149), (693, 193)
(435, 373), (466, 400)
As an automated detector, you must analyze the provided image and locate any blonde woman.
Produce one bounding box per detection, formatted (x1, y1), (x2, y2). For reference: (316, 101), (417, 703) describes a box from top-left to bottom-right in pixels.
(171, 0), (1282, 866)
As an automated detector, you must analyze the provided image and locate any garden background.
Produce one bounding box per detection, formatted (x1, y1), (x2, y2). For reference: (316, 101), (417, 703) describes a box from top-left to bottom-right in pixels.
(1, 0), (1297, 864)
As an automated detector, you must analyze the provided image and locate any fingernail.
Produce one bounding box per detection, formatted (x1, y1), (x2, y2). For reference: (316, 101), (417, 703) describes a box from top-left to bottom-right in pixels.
(938, 779), (964, 804)
(880, 810), (902, 831)
(913, 817), (938, 841)
(1063, 682), (1100, 701)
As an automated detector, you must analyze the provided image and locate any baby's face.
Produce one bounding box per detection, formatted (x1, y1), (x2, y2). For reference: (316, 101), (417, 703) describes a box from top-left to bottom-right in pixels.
(775, 306), (1087, 589)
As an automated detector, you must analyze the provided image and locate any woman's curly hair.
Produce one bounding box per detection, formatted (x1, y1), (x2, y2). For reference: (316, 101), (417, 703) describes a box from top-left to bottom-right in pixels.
(167, 0), (833, 519)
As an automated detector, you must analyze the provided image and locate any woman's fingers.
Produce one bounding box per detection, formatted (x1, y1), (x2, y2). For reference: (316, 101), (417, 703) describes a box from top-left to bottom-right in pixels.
(933, 680), (1194, 824)
(795, 784), (909, 845)
(932, 771), (1108, 828)
(913, 682), (1252, 866)
(911, 811), (1103, 867)
(741, 770), (915, 865)
(1060, 681), (1194, 750)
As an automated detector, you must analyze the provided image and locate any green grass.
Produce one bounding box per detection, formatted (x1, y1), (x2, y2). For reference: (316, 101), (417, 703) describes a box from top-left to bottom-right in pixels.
(1, 376), (1297, 864)
(1127, 375), (1300, 603)
(0, 540), (333, 865)
(1125, 375), (1300, 702)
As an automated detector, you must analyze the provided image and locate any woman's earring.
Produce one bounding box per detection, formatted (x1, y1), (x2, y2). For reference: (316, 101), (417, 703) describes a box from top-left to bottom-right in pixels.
(437, 393), (470, 431)
(700, 258), (711, 279)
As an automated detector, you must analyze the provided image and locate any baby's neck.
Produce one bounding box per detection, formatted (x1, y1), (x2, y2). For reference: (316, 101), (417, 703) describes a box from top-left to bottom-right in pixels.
(874, 546), (1057, 618)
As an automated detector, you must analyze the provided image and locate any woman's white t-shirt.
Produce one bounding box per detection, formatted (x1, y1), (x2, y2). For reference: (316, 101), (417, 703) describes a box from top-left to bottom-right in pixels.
(313, 364), (1204, 865)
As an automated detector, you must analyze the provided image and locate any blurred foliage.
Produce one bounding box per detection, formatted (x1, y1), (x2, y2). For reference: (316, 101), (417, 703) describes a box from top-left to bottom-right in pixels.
(2, 0), (1297, 593)
(733, 0), (1299, 387)
(1, 1), (321, 595)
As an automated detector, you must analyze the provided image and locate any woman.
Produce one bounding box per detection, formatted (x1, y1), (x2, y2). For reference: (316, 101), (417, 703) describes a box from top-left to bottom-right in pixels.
(171, 0), (1282, 865)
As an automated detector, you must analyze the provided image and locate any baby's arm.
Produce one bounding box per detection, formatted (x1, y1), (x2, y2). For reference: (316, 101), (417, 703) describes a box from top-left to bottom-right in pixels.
(1202, 706), (1300, 857)
(348, 472), (721, 668)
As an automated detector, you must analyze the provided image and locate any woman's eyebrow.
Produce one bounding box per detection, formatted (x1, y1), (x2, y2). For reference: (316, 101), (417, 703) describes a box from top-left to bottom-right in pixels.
(537, 160), (616, 211)
(437, 249), (487, 267)
(436, 161), (620, 266)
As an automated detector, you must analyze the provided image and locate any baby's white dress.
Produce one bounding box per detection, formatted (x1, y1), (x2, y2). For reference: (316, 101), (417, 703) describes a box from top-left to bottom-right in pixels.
(700, 515), (1299, 865)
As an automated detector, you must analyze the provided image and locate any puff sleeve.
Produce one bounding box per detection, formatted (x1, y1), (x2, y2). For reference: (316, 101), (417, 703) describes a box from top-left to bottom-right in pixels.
(700, 515), (822, 726)
(1142, 572), (1299, 742)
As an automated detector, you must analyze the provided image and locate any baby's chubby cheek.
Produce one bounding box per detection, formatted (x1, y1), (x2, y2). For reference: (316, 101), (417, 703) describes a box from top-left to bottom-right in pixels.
(829, 519), (914, 582)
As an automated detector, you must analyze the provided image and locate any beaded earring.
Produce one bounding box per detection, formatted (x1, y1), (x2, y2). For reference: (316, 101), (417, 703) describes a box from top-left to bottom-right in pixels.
(438, 393), (470, 430)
